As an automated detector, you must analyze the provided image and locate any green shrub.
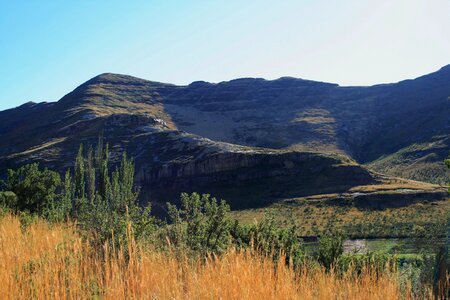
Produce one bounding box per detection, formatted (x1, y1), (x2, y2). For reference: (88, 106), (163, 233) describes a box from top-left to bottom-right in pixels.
(338, 252), (393, 275)
(18, 210), (40, 230)
(317, 231), (345, 270)
(0, 191), (17, 210)
(166, 192), (232, 255)
(230, 215), (305, 266)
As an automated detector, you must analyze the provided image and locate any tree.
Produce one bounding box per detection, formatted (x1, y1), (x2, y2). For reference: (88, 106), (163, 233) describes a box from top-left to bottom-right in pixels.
(166, 193), (232, 254)
(445, 154), (450, 192)
(317, 231), (345, 270)
(74, 145), (85, 201)
(2, 163), (61, 214)
(66, 141), (155, 248)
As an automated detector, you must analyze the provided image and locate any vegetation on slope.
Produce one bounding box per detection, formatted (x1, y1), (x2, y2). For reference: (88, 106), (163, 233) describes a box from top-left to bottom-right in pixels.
(233, 198), (450, 239)
(368, 136), (450, 185)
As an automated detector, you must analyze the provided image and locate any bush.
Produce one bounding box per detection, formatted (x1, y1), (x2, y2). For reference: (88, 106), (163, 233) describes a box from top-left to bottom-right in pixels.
(166, 192), (232, 255)
(0, 191), (17, 210)
(230, 215), (305, 266)
(317, 231), (345, 270)
(338, 252), (394, 275)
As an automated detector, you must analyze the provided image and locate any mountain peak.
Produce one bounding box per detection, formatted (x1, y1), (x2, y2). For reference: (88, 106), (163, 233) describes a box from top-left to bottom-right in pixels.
(85, 73), (149, 85)
(438, 64), (450, 72)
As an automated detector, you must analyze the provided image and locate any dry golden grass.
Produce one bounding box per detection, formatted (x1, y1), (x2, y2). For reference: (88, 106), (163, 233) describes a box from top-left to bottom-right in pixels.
(0, 214), (421, 299)
(348, 178), (442, 192)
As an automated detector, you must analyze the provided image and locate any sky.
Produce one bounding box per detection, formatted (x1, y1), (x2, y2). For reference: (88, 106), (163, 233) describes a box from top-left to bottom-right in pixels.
(1, 0), (449, 111)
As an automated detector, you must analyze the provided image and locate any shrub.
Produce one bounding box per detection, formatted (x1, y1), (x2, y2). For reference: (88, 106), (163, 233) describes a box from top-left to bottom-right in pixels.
(230, 215), (305, 266)
(166, 192), (232, 255)
(338, 252), (393, 275)
(317, 230), (345, 270)
(0, 191), (17, 210)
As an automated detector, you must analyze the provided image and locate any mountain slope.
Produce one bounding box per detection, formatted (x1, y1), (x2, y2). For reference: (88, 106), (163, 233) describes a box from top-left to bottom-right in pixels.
(161, 66), (450, 173)
(0, 67), (448, 211)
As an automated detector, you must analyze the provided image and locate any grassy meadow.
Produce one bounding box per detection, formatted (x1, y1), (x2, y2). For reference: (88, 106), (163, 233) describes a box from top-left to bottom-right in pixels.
(0, 213), (424, 300)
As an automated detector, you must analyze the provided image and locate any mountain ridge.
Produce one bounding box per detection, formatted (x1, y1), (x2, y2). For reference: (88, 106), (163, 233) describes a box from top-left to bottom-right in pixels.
(0, 66), (448, 211)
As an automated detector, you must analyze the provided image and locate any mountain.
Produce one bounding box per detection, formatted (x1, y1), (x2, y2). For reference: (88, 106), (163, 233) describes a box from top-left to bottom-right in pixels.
(0, 67), (449, 212)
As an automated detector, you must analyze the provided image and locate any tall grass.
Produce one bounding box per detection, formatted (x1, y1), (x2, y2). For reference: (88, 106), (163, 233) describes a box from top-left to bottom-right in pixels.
(0, 214), (424, 299)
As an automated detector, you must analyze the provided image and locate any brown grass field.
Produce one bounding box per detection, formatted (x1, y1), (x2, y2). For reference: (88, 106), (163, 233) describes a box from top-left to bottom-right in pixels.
(0, 214), (429, 299)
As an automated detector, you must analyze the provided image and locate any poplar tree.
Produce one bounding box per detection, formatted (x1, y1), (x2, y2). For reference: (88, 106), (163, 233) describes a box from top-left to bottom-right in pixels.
(86, 146), (96, 202)
(66, 139), (154, 248)
(74, 144), (85, 201)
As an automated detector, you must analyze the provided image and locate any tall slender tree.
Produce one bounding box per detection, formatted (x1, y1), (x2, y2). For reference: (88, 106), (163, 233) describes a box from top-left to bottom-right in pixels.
(86, 146), (96, 202)
(74, 144), (85, 201)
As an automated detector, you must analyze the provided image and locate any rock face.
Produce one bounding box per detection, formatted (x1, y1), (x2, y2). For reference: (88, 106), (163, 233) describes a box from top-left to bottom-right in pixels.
(0, 67), (448, 211)
(139, 150), (375, 210)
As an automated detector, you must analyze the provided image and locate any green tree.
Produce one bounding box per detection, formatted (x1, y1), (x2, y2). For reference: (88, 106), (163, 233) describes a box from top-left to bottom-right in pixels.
(2, 163), (61, 214)
(445, 154), (450, 192)
(166, 193), (232, 255)
(317, 231), (345, 270)
(66, 141), (155, 248)
(86, 146), (96, 201)
(74, 145), (85, 201)
(45, 170), (73, 222)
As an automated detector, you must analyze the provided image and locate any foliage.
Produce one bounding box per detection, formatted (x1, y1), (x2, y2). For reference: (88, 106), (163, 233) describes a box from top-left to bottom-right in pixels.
(1, 163), (61, 215)
(0, 139), (157, 247)
(234, 199), (450, 239)
(0, 213), (413, 299)
(446, 153), (450, 192)
(317, 231), (345, 270)
(0, 148), (449, 297)
(338, 252), (394, 275)
(67, 142), (156, 248)
(165, 194), (305, 262)
(230, 215), (304, 266)
(0, 191), (17, 210)
(166, 192), (232, 255)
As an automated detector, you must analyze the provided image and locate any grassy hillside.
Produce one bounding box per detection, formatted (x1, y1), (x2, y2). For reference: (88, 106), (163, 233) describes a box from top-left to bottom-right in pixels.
(368, 135), (450, 185)
(233, 196), (450, 238)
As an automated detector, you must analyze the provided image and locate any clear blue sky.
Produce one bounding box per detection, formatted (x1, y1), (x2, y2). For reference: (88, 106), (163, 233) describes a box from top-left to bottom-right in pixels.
(1, 0), (449, 110)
